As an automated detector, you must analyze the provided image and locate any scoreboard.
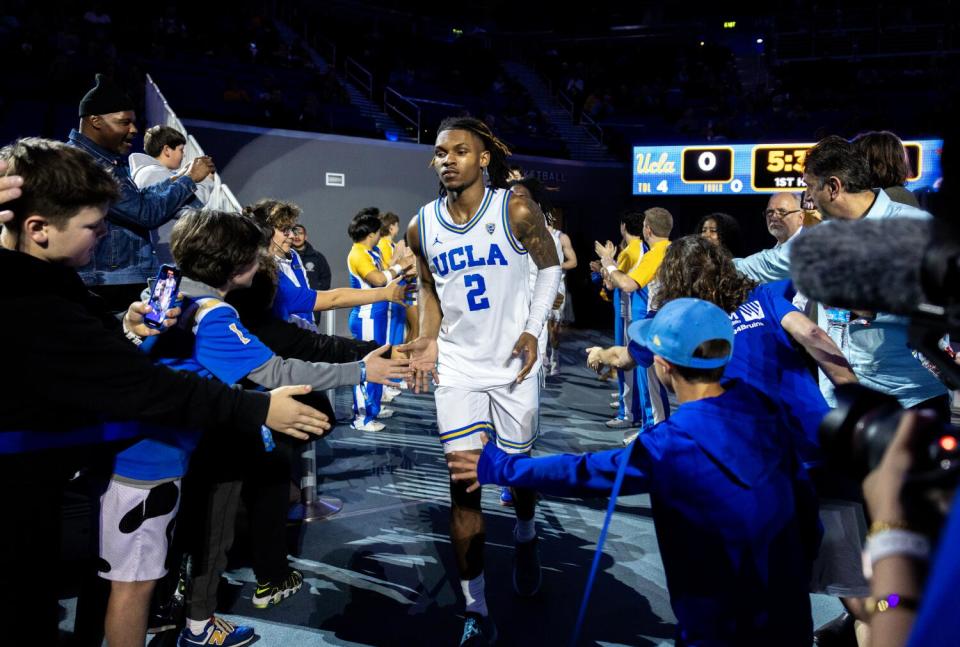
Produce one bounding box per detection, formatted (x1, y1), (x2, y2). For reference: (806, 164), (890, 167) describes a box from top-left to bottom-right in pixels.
(632, 139), (943, 195)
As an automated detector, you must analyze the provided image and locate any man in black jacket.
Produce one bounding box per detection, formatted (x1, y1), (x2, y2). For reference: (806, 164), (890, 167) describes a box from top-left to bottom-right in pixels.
(290, 224), (331, 291)
(0, 138), (331, 644)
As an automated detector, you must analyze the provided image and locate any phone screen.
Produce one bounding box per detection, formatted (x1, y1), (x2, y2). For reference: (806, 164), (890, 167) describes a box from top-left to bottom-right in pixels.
(144, 265), (182, 328)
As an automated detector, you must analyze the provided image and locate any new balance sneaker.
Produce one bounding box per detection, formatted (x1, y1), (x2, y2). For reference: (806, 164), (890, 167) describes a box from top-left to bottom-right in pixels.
(178, 617), (255, 647)
(377, 407), (395, 419)
(605, 416), (635, 429)
(498, 487), (514, 507)
(351, 419), (385, 432)
(513, 537), (542, 597)
(252, 569), (303, 609)
(460, 612), (498, 646)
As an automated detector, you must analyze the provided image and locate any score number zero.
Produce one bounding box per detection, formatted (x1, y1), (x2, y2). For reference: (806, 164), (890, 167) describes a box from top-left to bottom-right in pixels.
(681, 147), (734, 183)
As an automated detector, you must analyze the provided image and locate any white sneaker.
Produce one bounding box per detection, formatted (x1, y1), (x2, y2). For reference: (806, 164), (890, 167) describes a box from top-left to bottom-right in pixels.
(382, 386), (401, 403)
(548, 362), (560, 376)
(623, 430), (640, 445)
(377, 407), (395, 419)
(605, 417), (634, 429)
(351, 419), (385, 432)
(610, 391), (619, 399)
(609, 400), (621, 409)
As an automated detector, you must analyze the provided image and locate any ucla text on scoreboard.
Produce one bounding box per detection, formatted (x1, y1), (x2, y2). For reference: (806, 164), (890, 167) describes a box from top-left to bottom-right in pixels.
(632, 139), (943, 196)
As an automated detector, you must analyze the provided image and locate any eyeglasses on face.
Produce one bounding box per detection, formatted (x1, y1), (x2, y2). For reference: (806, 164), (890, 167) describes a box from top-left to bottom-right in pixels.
(763, 208), (801, 219)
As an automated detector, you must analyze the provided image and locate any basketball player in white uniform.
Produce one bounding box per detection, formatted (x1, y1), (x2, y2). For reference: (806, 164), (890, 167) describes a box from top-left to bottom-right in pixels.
(399, 117), (561, 646)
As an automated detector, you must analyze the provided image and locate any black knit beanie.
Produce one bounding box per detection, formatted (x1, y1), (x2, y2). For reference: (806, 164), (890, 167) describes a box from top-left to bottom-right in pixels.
(78, 73), (134, 117)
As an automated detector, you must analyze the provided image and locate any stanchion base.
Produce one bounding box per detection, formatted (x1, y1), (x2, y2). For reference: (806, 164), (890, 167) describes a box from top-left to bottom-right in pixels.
(288, 497), (344, 522)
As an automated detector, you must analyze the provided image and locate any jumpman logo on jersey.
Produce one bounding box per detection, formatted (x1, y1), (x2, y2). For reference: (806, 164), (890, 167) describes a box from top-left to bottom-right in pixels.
(433, 233), (443, 246)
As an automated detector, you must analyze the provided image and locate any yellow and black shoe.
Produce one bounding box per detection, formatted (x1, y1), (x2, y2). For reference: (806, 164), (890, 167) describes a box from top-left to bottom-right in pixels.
(251, 569), (303, 609)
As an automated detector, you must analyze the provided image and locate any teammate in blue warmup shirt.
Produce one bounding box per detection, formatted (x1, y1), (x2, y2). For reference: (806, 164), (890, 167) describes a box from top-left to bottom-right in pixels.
(451, 298), (820, 646)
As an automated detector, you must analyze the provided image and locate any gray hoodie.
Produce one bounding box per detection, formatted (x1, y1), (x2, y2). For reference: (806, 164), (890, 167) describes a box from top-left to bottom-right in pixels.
(129, 153), (214, 263)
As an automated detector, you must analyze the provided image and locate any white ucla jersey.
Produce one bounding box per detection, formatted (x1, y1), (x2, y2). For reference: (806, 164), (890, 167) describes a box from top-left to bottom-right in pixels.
(418, 187), (537, 388)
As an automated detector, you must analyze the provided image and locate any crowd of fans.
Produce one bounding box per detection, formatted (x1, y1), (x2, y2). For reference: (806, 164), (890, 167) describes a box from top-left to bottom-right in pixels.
(0, 22), (958, 646)
(0, 58), (950, 645)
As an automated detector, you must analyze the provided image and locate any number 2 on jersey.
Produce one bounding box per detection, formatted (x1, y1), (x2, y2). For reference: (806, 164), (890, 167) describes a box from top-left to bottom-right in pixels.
(464, 274), (490, 311)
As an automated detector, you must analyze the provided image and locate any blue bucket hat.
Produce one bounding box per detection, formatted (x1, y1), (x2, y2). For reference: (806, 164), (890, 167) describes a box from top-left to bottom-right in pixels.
(627, 298), (734, 369)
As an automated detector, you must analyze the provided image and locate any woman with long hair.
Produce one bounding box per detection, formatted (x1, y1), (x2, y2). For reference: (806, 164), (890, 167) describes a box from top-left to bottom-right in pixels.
(695, 211), (744, 257)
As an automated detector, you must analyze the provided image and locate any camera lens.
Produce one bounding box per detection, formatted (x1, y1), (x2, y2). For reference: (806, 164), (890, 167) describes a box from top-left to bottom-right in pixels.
(819, 384), (904, 478)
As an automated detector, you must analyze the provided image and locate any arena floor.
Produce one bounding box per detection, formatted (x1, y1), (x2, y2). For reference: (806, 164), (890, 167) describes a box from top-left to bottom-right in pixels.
(61, 329), (842, 646)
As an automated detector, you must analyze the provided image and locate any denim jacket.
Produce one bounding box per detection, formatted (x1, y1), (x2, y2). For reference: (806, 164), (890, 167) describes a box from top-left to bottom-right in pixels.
(67, 129), (197, 285)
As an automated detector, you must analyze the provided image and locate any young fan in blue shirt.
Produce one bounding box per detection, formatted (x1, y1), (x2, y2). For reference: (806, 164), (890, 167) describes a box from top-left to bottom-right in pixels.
(104, 210), (410, 647)
(451, 299), (821, 646)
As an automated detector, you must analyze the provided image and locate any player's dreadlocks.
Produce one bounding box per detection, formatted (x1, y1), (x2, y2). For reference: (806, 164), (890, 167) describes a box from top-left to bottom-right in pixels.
(433, 116), (512, 195)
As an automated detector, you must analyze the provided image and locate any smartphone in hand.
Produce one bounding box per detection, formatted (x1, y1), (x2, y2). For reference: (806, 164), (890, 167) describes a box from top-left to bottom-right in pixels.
(144, 264), (182, 329)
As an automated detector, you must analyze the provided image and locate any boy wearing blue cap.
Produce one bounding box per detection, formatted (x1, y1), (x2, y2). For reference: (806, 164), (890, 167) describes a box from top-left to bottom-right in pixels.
(449, 298), (819, 646)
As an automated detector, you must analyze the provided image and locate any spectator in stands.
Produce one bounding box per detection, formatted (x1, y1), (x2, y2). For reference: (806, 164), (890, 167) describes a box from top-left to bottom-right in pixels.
(451, 298), (821, 646)
(153, 210), (408, 646)
(129, 124), (214, 262)
(0, 138), (329, 646)
(289, 224), (331, 291)
(733, 193), (804, 283)
(852, 130), (920, 207)
(802, 135), (948, 413)
(223, 76), (251, 103)
(68, 73), (215, 285)
(695, 211), (743, 257)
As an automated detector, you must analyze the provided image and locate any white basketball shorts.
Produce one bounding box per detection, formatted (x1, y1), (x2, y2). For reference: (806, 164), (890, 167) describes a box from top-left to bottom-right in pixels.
(435, 376), (540, 454)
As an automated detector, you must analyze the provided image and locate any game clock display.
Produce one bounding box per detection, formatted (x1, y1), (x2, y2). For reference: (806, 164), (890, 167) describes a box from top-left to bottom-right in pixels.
(632, 139), (940, 196)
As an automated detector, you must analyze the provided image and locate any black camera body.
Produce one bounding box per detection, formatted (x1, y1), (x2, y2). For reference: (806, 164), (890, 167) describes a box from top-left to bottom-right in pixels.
(820, 383), (960, 481)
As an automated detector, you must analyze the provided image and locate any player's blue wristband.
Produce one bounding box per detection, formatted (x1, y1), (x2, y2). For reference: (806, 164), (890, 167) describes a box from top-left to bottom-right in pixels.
(358, 360), (367, 383)
(260, 425), (276, 452)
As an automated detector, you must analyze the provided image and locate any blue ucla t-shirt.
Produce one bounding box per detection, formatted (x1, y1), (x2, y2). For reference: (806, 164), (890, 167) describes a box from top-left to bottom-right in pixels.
(161, 302), (275, 384)
(628, 282), (828, 466)
(724, 283), (828, 465)
(117, 300), (274, 481)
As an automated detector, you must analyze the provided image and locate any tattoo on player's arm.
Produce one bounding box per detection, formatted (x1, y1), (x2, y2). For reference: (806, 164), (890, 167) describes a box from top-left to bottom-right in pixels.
(510, 200), (560, 270)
